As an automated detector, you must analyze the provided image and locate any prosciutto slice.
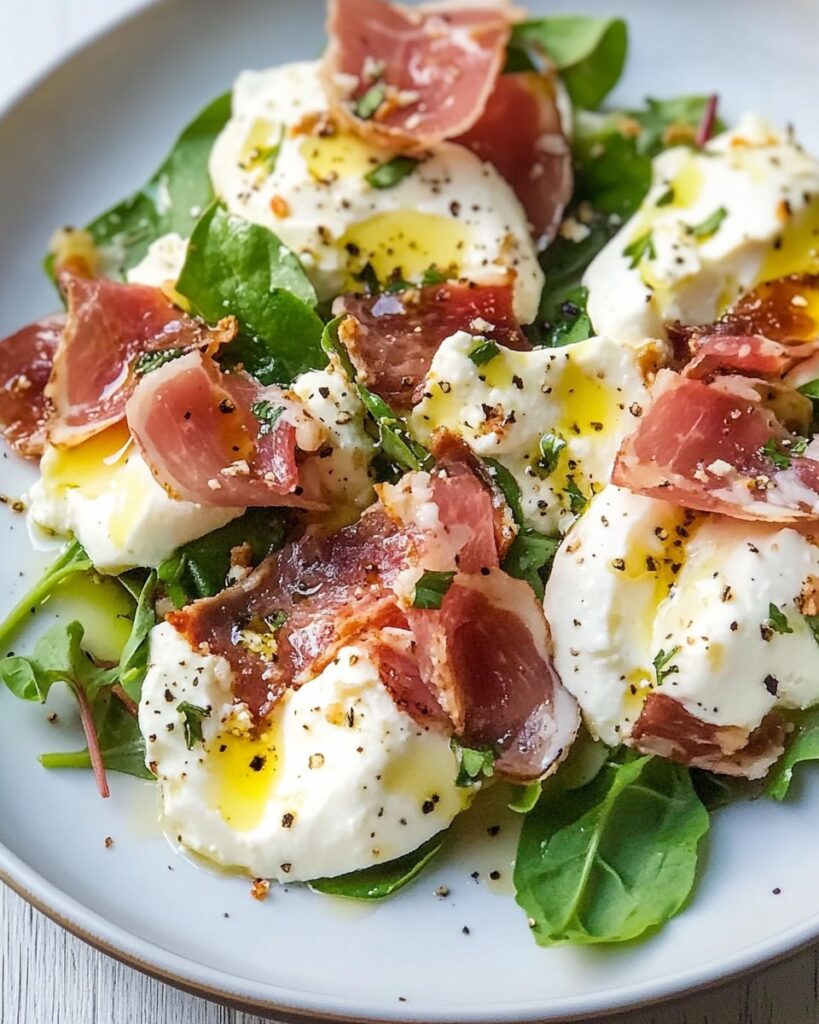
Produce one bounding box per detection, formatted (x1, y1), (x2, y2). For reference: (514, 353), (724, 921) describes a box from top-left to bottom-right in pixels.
(126, 350), (323, 509)
(169, 456), (578, 780)
(338, 280), (528, 410)
(682, 334), (816, 382)
(0, 315), (64, 458)
(47, 273), (233, 447)
(631, 694), (787, 781)
(612, 369), (819, 521)
(324, 0), (513, 149)
(455, 71), (572, 248)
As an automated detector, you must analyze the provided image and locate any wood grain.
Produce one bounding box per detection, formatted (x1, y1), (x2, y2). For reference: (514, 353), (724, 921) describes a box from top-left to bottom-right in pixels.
(3, 880), (819, 1024)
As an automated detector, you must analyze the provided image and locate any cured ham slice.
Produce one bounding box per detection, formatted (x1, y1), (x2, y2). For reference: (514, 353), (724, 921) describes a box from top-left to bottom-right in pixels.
(324, 0), (513, 149)
(631, 693), (787, 780)
(169, 456), (578, 779)
(126, 350), (323, 509)
(613, 369), (819, 521)
(682, 334), (814, 382)
(338, 281), (528, 410)
(455, 71), (572, 248)
(0, 315), (64, 458)
(47, 273), (233, 447)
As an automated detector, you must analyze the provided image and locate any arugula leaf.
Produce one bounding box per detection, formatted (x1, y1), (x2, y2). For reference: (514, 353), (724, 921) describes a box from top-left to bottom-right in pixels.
(310, 832), (446, 900)
(514, 752), (709, 945)
(452, 740), (496, 787)
(178, 701), (211, 750)
(767, 706), (819, 800)
(653, 645), (681, 686)
(84, 92), (231, 279)
(690, 206), (728, 240)
(535, 432), (567, 476)
(468, 340), (501, 367)
(0, 541), (92, 653)
(412, 571), (456, 610)
(365, 156), (419, 189)
(177, 202), (325, 385)
(0, 621), (109, 703)
(691, 768), (758, 811)
(135, 348), (186, 376)
(508, 17), (628, 110)
(158, 508), (288, 608)
(321, 317), (433, 477)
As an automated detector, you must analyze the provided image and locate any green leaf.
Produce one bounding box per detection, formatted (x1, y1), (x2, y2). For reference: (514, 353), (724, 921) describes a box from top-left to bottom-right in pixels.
(509, 17), (628, 110)
(540, 286), (594, 348)
(421, 264), (453, 286)
(468, 340), (501, 367)
(250, 400), (286, 435)
(622, 230), (656, 269)
(509, 782), (542, 813)
(158, 508), (288, 608)
(451, 739), (496, 787)
(656, 187), (675, 207)
(135, 348), (186, 376)
(116, 572), (157, 701)
(0, 621), (112, 703)
(178, 701), (211, 750)
(354, 83), (386, 120)
(310, 832), (446, 900)
(690, 206), (728, 240)
(798, 379), (819, 402)
(177, 202), (325, 385)
(691, 769), (757, 811)
(564, 477), (587, 515)
(760, 436), (808, 471)
(535, 433), (567, 476)
(653, 645), (681, 686)
(766, 602), (793, 636)
(85, 92), (231, 278)
(503, 529), (559, 601)
(483, 458), (524, 525)
(365, 156), (419, 189)
(514, 753), (709, 945)
(412, 571), (456, 611)
(767, 706), (819, 800)
(0, 541), (92, 654)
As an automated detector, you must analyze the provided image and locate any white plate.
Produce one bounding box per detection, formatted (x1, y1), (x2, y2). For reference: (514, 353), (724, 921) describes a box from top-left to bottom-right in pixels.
(2, 0), (819, 1020)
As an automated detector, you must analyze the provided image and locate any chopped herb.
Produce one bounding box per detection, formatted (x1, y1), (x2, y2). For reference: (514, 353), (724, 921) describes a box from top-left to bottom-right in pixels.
(264, 610), (288, 631)
(178, 701), (211, 750)
(421, 264), (452, 286)
(760, 435), (808, 470)
(622, 230), (655, 269)
(354, 82), (386, 120)
(452, 740), (496, 788)
(468, 340), (501, 366)
(536, 433), (567, 477)
(656, 187), (675, 207)
(257, 125), (286, 176)
(135, 348), (186, 376)
(767, 603), (793, 636)
(352, 261), (380, 295)
(564, 477), (587, 514)
(412, 570), (456, 610)
(653, 646), (680, 686)
(365, 156), (419, 189)
(250, 400), (285, 434)
(690, 206), (728, 240)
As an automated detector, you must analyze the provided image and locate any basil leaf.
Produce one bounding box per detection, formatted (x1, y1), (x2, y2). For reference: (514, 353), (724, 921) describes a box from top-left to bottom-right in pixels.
(365, 156), (419, 189)
(469, 340), (501, 367)
(503, 529), (560, 602)
(509, 17), (627, 110)
(158, 508), (288, 608)
(767, 707), (819, 800)
(536, 433), (567, 476)
(514, 753), (709, 945)
(412, 570), (456, 610)
(85, 92), (231, 279)
(310, 832), (446, 899)
(0, 541), (92, 653)
(177, 202), (325, 385)
(483, 458), (524, 525)
(178, 701), (210, 750)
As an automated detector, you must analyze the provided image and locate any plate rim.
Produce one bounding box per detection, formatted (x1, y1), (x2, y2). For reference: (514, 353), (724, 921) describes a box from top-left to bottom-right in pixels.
(2, 2), (819, 1020)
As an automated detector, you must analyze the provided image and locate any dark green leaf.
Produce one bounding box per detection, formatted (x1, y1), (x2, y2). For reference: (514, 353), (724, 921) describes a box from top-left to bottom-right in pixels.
(178, 701), (211, 750)
(761, 437), (793, 470)
(116, 573), (157, 702)
(452, 739), (496, 788)
(539, 286), (594, 348)
(412, 571), (456, 611)
(250, 401), (286, 435)
(509, 17), (628, 109)
(767, 706), (819, 800)
(177, 202), (325, 385)
(691, 769), (758, 810)
(84, 92), (231, 279)
(483, 458), (524, 525)
(503, 529), (560, 601)
(622, 230), (656, 269)
(421, 264), (453, 286)
(766, 603), (793, 636)
(135, 348), (186, 376)
(653, 645), (681, 686)
(365, 156), (419, 189)
(689, 206), (728, 240)
(0, 620), (111, 704)
(468, 340), (501, 367)
(514, 753), (709, 945)
(564, 477), (587, 515)
(535, 433), (567, 476)
(310, 832), (446, 899)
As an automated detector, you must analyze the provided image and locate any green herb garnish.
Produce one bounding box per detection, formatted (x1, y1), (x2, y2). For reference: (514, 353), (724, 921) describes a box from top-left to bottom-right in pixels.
(365, 156), (419, 189)
(250, 400), (286, 434)
(178, 701), (211, 750)
(135, 348), (186, 376)
(536, 433), (567, 476)
(689, 206), (728, 240)
(468, 340), (501, 366)
(354, 83), (386, 120)
(452, 740), (496, 787)
(412, 570), (456, 611)
(653, 645), (681, 686)
(622, 230), (656, 269)
(766, 603), (793, 636)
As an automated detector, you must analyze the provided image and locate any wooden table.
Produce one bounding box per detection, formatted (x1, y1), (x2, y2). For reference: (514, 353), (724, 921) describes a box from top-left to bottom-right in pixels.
(1, 3), (817, 1022)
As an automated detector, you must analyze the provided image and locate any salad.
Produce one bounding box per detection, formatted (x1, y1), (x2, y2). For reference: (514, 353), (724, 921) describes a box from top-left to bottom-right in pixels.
(2, 0), (819, 949)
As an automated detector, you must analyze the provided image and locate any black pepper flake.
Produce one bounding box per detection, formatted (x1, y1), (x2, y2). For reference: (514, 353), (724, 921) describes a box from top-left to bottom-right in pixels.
(487, 824), (500, 837)
(318, 386), (330, 399)
(611, 558), (626, 571)
(462, 926), (471, 935)
(281, 812), (295, 828)
(249, 755), (266, 772)
(218, 398), (235, 414)
(773, 887), (782, 895)
(764, 674), (779, 696)
(489, 870), (501, 881)
(422, 799), (435, 814)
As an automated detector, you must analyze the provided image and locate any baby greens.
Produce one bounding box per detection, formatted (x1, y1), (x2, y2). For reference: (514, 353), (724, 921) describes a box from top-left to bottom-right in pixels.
(768, 707), (819, 801)
(310, 832), (446, 900)
(515, 752), (709, 945)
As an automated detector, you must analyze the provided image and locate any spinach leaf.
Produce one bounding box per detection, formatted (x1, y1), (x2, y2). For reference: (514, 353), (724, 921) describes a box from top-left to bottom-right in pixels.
(85, 92), (231, 278)
(158, 508), (288, 609)
(310, 832), (446, 899)
(514, 752), (709, 945)
(767, 706), (819, 801)
(0, 541), (92, 654)
(508, 17), (628, 110)
(177, 202), (325, 385)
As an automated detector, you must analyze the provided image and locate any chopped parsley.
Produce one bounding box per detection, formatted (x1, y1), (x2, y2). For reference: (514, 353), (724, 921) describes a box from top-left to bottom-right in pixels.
(653, 646), (681, 686)
(760, 435), (809, 470)
(354, 82), (386, 120)
(690, 206), (728, 240)
(622, 230), (656, 269)
(134, 348), (186, 376)
(412, 570), (456, 610)
(536, 433), (567, 477)
(767, 603), (793, 636)
(468, 339), (501, 367)
(178, 701), (211, 750)
(251, 400), (286, 435)
(365, 156), (419, 189)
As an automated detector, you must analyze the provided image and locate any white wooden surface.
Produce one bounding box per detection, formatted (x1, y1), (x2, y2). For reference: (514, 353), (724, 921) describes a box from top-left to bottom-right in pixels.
(2, 3), (819, 1023)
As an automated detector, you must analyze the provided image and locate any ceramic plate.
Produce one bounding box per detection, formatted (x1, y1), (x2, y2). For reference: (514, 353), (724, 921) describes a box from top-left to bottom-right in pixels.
(2, 0), (819, 1020)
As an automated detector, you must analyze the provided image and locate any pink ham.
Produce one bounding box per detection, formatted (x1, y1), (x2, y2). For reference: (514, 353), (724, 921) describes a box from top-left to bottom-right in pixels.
(324, 0), (513, 149)
(338, 280), (528, 411)
(47, 273), (233, 447)
(0, 315), (64, 458)
(126, 350), (322, 509)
